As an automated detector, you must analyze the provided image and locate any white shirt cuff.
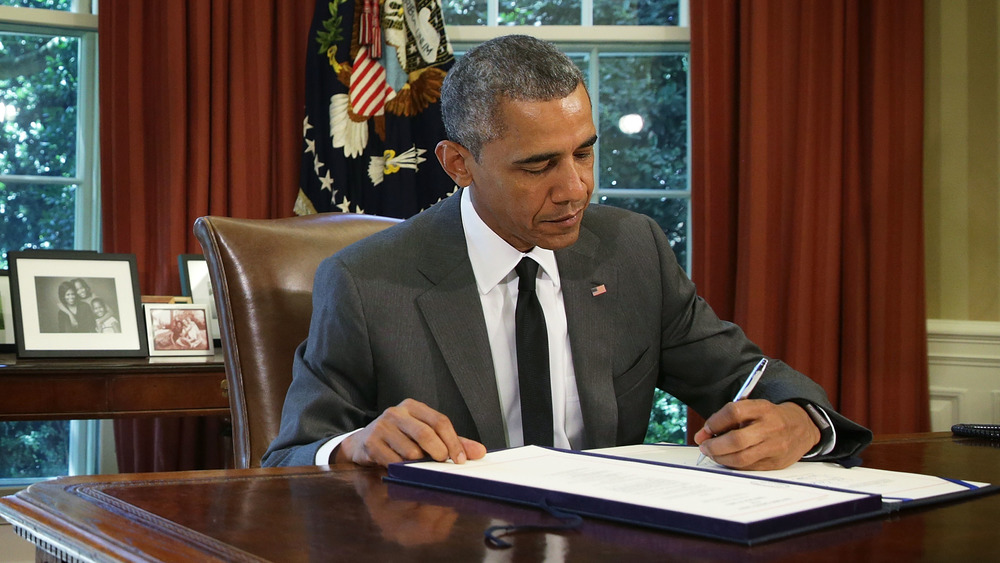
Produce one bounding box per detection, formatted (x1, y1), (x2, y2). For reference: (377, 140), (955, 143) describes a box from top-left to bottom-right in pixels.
(800, 404), (837, 458)
(314, 428), (363, 465)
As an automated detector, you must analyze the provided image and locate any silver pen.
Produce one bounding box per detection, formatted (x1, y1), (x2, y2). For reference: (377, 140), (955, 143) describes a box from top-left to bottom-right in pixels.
(696, 358), (769, 466)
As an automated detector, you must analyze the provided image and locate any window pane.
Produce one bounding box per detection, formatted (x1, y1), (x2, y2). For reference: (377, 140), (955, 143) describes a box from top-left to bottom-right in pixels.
(0, 32), (80, 177)
(451, 48), (591, 82)
(499, 0), (581, 25)
(0, 182), (77, 269)
(442, 0), (488, 25)
(598, 195), (687, 268)
(440, 0), (683, 26)
(568, 52), (589, 82)
(594, 0), (681, 25)
(0, 0), (73, 9)
(0, 421), (70, 480)
(598, 52), (687, 192)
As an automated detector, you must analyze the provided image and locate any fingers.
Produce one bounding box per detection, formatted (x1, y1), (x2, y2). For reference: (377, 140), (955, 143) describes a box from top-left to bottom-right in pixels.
(695, 401), (764, 466)
(697, 400), (753, 441)
(459, 437), (487, 461)
(339, 399), (486, 468)
(692, 422), (714, 446)
(696, 400), (820, 470)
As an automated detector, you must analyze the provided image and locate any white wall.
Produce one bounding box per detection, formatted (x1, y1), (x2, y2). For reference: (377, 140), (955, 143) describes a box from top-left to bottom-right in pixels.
(927, 319), (1000, 429)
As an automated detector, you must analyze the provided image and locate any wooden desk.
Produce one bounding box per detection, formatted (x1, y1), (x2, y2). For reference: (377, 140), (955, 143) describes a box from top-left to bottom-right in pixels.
(1, 433), (999, 562)
(0, 353), (229, 421)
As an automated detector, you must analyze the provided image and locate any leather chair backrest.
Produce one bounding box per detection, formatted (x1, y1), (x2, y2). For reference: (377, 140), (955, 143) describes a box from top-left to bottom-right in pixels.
(194, 213), (400, 468)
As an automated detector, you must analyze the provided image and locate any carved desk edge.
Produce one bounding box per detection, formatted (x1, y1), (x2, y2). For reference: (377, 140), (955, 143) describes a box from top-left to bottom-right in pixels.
(0, 466), (336, 563)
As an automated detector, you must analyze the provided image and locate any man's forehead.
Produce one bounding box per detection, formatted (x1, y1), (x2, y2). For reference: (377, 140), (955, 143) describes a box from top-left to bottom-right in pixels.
(490, 90), (594, 148)
(495, 84), (592, 115)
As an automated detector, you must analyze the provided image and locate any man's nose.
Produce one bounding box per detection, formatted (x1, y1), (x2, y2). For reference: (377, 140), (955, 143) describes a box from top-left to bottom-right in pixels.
(551, 159), (592, 203)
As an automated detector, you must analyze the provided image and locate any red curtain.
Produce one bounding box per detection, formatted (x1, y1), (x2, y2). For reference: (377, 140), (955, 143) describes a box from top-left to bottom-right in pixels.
(690, 0), (929, 435)
(100, 1), (315, 471)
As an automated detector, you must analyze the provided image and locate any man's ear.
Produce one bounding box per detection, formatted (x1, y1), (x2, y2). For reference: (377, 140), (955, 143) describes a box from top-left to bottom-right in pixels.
(435, 140), (474, 187)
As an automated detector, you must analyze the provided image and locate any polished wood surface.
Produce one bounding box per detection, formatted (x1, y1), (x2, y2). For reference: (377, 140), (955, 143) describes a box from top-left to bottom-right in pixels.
(0, 352), (228, 421)
(1, 433), (998, 562)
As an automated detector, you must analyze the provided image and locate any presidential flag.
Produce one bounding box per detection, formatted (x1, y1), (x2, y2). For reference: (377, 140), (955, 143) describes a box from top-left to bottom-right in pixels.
(294, 0), (458, 218)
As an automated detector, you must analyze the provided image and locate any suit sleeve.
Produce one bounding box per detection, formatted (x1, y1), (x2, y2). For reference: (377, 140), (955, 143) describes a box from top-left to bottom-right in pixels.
(642, 216), (872, 461)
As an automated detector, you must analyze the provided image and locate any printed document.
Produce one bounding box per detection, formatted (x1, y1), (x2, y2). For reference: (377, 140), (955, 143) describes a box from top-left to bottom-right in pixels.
(586, 444), (989, 503)
(406, 446), (873, 523)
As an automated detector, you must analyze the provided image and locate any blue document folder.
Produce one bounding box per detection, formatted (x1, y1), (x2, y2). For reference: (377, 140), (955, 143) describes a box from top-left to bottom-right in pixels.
(385, 446), (895, 545)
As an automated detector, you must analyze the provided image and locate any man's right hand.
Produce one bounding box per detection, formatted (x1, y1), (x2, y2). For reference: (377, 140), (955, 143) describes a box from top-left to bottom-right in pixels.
(334, 398), (487, 467)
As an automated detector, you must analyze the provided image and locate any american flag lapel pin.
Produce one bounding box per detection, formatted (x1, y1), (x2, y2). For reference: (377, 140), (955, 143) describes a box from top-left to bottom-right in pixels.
(591, 284), (607, 297)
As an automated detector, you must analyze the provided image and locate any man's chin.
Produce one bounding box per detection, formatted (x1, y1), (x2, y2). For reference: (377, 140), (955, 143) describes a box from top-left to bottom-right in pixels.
(535, 228), (582, 251)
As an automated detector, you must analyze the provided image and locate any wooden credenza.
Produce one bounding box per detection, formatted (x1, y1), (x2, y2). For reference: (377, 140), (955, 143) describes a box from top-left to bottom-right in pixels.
(0, 352), (229, 421)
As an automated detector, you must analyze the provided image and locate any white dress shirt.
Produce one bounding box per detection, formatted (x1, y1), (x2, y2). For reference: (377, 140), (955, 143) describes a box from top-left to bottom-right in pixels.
(460, 188), (585, 449)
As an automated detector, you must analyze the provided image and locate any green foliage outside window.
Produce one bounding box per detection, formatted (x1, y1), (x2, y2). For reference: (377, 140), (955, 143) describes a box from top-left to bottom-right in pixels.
(645, 389), (687, 444)
(0, 35), (78, 177)
(442, 0), (679, 26)
(0, 183), (77, 270)
(0, 421), (70, 479)
(1, 27), (79, 270)
(0, 0), (71, 10)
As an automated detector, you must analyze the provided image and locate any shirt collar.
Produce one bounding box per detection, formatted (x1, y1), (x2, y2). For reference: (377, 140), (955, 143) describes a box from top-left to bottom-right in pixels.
(461, 188), (560, 294)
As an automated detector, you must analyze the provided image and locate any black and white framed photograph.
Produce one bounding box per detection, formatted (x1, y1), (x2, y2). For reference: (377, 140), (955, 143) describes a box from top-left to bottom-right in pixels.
(0, 271), (15, 352)
(143, 303), (214, 357)
(8, 251), (147, 358)
(178, 254), (219, 340)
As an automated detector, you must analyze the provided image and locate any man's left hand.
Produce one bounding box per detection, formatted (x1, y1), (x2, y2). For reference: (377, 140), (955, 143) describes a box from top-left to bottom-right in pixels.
(693, 400), (820, 470)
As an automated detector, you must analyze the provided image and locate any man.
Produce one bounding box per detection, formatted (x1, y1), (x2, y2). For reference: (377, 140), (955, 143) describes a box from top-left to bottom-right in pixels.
(263, 35), (872, 470)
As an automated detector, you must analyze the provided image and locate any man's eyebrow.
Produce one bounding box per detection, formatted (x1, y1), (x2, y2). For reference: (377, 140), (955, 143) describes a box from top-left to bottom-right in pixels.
(511, 135), (599, 166)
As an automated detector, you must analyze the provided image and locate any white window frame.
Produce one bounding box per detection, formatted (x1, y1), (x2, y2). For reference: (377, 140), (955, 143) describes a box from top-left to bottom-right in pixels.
(0, 1), (105, 486)
(0, 2), (100, 250)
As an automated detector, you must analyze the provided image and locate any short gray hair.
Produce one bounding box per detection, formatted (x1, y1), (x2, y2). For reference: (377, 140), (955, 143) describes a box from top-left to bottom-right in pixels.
(441, 35), (586, 159)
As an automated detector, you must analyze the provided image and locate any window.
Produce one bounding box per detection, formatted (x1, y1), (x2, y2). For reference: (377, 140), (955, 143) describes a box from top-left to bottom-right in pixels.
(444, 0), (690, 443)
(0, 0), (101, 486)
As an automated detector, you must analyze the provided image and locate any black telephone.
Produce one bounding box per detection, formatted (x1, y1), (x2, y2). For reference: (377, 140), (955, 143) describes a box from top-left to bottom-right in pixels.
(951, 423), (1000, 440)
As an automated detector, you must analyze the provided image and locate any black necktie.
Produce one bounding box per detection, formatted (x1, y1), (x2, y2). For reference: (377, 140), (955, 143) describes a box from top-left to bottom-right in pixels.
(514, 257), (553, 446)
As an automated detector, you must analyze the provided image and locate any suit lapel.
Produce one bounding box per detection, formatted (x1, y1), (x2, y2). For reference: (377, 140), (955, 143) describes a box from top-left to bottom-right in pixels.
(414, 194), (507, 448)
(557, 224), (619, 448)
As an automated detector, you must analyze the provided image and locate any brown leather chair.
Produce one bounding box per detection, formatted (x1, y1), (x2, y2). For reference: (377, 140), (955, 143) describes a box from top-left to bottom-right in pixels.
(194, 213), (401, 468)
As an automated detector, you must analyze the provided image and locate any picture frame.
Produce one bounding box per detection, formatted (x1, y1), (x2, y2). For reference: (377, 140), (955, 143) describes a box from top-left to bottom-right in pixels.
(8, 251), (148, 358)
(178, 254), (219, 340)
(0, 271), (15, 352)
(143, 303), (215, 357)
(141, 295), (193, 304)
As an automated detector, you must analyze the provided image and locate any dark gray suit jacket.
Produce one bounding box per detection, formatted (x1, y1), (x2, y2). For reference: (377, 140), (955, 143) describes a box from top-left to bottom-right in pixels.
(262, 191), (871, 467)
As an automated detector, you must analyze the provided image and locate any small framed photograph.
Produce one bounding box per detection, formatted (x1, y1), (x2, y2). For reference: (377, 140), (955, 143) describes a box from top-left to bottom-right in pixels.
(8, 251), (148, 358)
(0, 271), (16, 352)
(178, 254), (219, 339)
(143, 303), (215, 356)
